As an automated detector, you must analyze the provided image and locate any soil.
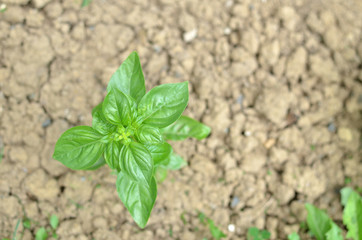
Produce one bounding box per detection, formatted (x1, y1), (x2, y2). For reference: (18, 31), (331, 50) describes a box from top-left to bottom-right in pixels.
(0, 0), (361, 239)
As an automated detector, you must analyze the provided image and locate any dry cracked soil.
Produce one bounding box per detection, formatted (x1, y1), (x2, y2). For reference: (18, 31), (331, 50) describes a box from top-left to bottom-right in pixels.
(0, 0), (361, 239)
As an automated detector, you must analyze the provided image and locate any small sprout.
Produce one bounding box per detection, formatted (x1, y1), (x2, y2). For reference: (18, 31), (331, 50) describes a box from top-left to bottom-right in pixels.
(207, 219), (227, 240)
(310, 145), (316, 151)
(0, 147), (3, 164)
(299, 221), (308, 230)
(168, 227), (173, 237)
(344, 177), (352, 184)
(81, 0), (92, 7)
(247, 227), (271, 240)
(287, 232), (300, 240)
(35, 227), (48, 240)
(23, 218), (31, 229)
(49, 214), (59, 230)
(180, 212), (187, 225)
(12, 219), (20, 240)
(198, 212), (226, 240)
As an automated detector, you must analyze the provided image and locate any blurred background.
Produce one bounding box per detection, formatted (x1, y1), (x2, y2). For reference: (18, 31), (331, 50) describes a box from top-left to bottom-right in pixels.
(0, 0), (361, 239)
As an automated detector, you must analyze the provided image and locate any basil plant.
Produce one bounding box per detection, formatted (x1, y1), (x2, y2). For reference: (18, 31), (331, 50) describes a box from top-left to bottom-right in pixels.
(53, 52), (211, 228)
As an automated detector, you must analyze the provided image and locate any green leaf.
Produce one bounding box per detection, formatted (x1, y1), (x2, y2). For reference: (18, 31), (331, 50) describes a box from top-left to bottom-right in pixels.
(12, 219), (20, 240)
(155, 167), (168, 183)
(198, 212), (206, 224)
(23, 218), (31, 229)
(343, 190), (362, 240)
(116, 171), (157, 228)
(102, 89), (137, 126)
(136, 125), (163, 144)
(325, 222), (343, 240)
(107, 51), (146, 103)
(247, 227), (271, 240)
(288, 232), (300, 240)
(137, 82), (189, 128)
(119, 142), (153, 183)
(104, 141), (122, 170)
(81, 0), (92, 7)
(144, 142), (172, 166)
(260, 230), (271, 239)
(305, 203), (332, 240)
(207, 219), (226, 240)
(53, 126), (106, 170)
(161, 115), (211, 140)
(83, 155), (106, 170)
(50, 214), (59, 230)
(341, 187), (353, 207)
(92, 103), (116, 135)
(162, 153), (187, 170)
(35, 227), (48, 240)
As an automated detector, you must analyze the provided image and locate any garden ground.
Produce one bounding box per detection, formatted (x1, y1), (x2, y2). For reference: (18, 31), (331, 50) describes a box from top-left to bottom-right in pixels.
(0, 0), (361, 239)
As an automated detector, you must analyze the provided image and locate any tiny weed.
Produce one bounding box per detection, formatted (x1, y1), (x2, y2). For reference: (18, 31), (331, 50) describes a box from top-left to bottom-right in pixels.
(33, 214), (60, 240)
(247, 227), (271, 240)
(288, 232), (300, 240)
(344, 177), (352, 184)
(198, 212), (226, 240)
(305, 187), (362, 240)
(81, 0), (92, 7)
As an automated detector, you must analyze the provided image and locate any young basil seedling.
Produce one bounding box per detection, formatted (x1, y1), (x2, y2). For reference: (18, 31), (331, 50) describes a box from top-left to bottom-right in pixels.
(53, 51), (211, 228)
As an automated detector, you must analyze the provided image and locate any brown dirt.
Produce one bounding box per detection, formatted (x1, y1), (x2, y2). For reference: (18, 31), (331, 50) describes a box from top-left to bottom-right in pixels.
(0, 0), (361, 239)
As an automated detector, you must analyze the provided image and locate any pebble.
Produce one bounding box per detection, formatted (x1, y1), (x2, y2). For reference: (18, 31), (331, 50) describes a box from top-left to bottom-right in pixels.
(236, 95), (244, 105)
(183, 29), (197, 42)
(230, 196), (240, 208)
(224, 27), (231, 35)
(327, 122), (336, 133)
(243, 131), (252, 137)
(42, 118), (52, 128)
(228, 224), (235, 232)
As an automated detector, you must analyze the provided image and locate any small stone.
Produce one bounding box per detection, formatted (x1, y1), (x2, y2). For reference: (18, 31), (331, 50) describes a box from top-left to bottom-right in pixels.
(243, 131), (252, 137)
(228, 224), (235, 232)
(264, 139), (276, 149)
(338, 127), (353, 142)
(230, 196), (240, 208)
(327, 122), (336, 132)
(236, 95), (244, 105)
(183, 29), (197, 42)
(42, 118), (52, 128)
(224, 27), (231, 35)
